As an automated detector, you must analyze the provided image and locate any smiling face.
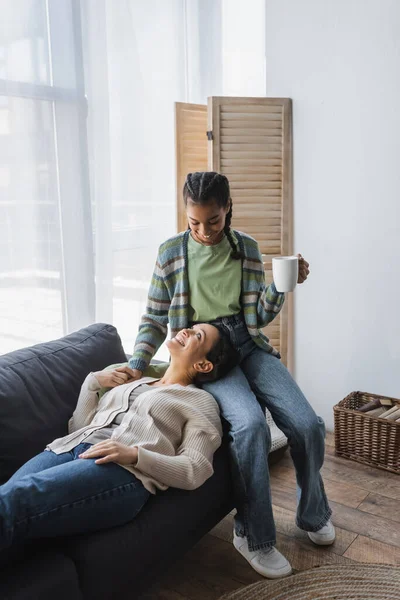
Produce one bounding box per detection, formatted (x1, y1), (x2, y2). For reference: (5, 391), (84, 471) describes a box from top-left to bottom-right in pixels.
(166, 324), (221, 374)
(186, 199), (230, 246)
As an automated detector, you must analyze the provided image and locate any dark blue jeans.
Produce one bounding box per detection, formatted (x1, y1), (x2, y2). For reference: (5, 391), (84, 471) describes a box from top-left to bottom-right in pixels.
(202, 314), (332, 551)
(0, 442), (150, 552)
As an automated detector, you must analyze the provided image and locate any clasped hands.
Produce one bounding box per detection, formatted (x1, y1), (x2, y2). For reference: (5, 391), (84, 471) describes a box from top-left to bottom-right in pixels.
(93, 366), (143, 389)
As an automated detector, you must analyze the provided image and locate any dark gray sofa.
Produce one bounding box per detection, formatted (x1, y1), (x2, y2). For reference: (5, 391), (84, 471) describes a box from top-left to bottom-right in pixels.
(0, 323), (234, 600)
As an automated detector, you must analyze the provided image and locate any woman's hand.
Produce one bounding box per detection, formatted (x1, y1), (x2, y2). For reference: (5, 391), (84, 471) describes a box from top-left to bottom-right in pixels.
(93, 368), (132, 389)
(297, 254), (310, 284)
(115, 366), (143, 381)
(79, 441), (138, 466)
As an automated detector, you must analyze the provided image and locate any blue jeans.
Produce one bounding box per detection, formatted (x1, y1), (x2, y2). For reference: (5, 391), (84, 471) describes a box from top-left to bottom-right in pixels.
(0, 442), (151, 553)
(201, 314), (332, 552)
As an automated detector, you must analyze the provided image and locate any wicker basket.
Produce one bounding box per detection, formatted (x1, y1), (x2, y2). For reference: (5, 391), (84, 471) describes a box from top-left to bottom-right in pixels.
(333, 391), (400, 474)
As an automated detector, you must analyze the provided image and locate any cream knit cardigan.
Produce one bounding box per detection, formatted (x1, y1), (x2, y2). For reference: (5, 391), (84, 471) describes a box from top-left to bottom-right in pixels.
(47, 374), (222, 494)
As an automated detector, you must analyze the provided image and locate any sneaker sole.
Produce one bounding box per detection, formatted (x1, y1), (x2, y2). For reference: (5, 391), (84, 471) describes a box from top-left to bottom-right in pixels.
(308, 534), (336, 546)
(234, 541), (293, 579)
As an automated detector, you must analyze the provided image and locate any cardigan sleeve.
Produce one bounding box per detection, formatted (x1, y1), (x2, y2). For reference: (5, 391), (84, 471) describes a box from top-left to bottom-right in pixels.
(68, 373), (102, 433)
(134, 425), (222, 491)
(129, 252), (171, 372)
(254, 243), (286, 328)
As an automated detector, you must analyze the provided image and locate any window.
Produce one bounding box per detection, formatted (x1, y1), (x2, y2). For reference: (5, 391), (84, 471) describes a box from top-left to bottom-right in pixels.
(0, 0), (93, 354)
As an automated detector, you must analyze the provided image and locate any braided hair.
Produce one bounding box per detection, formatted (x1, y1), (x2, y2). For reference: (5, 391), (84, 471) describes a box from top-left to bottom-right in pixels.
(183, 171), (243, 260)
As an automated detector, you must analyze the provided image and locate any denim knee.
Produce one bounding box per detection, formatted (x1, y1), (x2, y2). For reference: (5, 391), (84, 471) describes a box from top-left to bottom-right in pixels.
(230, 413), (271, 450)
(289, 415), (325, 450)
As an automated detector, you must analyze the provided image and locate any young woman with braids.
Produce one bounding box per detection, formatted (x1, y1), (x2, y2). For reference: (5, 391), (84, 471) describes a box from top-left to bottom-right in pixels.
(120, 172), (334, 579)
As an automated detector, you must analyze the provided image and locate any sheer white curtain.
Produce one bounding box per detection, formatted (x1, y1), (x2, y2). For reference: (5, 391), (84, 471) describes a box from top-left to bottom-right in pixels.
(0, 0), (266, 358)
(81, 0), (187, 359)
(0, 0), (188, 358)
(0, 0), (94, 354)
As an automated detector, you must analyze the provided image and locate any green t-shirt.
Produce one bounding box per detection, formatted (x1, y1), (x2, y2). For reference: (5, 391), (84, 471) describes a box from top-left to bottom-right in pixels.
(187, 233), (242, 322)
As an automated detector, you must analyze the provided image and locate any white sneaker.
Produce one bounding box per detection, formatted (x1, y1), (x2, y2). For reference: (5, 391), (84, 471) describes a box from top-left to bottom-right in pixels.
(233, 531), (292, 579)
(307, 520), (336, 545)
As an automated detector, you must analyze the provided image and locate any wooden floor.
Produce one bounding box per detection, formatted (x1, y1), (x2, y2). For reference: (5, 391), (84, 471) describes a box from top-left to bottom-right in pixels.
(138, 433), (400, 600)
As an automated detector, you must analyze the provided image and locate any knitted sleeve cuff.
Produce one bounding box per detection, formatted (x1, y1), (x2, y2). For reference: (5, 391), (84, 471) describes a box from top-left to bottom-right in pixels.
(128, 357), (148, 373)
(88, 373), (102, 391)
(269, 281), (284, 298)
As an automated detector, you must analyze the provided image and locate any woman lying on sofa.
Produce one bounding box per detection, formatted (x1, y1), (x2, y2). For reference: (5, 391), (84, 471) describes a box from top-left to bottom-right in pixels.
(0, 324), (236, 553)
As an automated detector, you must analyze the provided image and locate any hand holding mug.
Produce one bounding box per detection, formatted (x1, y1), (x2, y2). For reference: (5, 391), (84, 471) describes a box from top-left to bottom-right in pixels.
(297, 254), (310, 284)
(272, 254), (310, 292)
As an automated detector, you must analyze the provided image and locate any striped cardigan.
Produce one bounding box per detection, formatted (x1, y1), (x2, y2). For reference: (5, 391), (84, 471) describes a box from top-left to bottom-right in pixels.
(129, 229), (285, 372)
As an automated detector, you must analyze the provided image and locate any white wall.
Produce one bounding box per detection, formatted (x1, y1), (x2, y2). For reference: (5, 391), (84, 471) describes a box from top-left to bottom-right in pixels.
(188, 0), (266, 102)
(221, 0), (266, 96)
(265, 0), (400, 429)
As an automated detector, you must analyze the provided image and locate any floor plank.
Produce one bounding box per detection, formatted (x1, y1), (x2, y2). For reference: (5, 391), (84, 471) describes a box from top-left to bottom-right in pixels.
(269, 463), (370, 508)
(141, 535), (263, 600)
(188, 535), (264, 587)
(325, 431), (335, 446)
(357, 492), (400, 523)
(139, 587), (189, 600)
(210, 510), (234, 544)
(272, 504), (357, 555)
(274, 532), (353, 571)
(343, 535), (400, 564)
(271, 478), (400, 548)
(280, 449), (400, 501)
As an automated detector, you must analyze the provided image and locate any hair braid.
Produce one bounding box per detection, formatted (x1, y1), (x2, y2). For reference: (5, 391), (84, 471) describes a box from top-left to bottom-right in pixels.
(200, 172), (220, 201)
(224, 205), (243, 260)
(186, 173), (195, 197)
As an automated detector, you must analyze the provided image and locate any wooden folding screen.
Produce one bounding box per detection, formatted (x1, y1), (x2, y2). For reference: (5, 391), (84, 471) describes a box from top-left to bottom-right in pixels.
(175, 97), (293, 368)
(175, 103), (208, 233)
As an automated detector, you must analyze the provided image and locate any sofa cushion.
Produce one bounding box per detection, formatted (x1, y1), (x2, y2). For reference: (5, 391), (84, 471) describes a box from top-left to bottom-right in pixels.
(0, 323), (127, 484)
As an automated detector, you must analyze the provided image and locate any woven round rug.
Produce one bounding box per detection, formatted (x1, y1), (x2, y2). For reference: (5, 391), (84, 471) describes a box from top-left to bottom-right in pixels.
(219, 564), (400, 600)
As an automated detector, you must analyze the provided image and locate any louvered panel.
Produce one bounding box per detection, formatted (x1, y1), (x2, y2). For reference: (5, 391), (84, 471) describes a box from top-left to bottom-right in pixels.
(233, 190), (282, 196)
(227, 174), (282, 182)
(221, 160), (281, 168)
(222, 144), (282, 153)
(175, 103), (207, 233)
(221, 136), (283, 144)
(221, 115), (282, 123)
(230, 183), (282, 191)
(221, 123), (282, 130)
(209, 96), (293, 368)
(223, 166), (282, 175)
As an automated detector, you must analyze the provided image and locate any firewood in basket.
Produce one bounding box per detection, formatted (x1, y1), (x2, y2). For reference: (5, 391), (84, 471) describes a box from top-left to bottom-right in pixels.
(382, 408), (400, 421)
(364, 407), (387, 417)
(357, 398), (384, 412)
(380, 405), (400, 419)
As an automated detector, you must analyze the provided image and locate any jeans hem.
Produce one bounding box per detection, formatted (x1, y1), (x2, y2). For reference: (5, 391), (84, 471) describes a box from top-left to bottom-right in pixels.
(296, 507), (332, 532)
(248, 539), (276, 552)
(234, 529), (276, 552)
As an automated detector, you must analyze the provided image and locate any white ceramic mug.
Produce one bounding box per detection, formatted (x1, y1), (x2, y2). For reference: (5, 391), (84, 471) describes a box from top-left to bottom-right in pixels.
(272, 256), (298, 292)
